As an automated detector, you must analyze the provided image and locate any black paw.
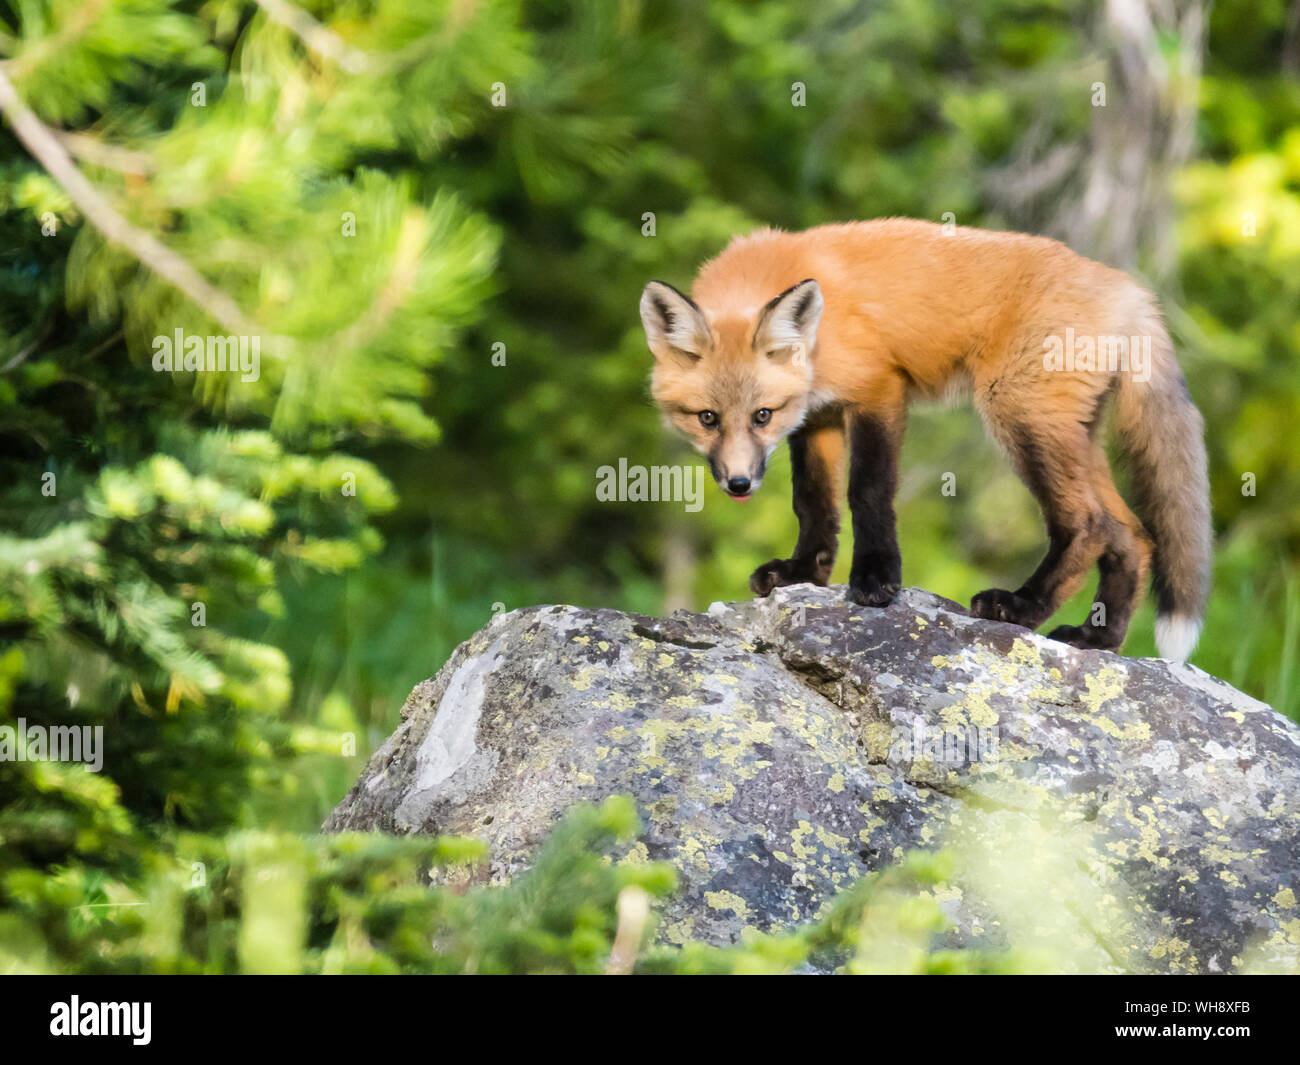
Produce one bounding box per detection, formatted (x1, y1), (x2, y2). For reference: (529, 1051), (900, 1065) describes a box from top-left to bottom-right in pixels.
(969, 588), (1043, 627)
(749, 552), (832, 597)
(1044, 623), (1121, 651)
(848, 575), (900, 608)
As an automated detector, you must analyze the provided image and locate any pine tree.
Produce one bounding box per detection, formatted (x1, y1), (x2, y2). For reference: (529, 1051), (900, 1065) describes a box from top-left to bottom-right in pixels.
(0, 0), (505, 968)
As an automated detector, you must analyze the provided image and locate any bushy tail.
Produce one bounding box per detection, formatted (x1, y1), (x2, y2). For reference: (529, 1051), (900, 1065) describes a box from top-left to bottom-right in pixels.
(1114, 322), (1212, 661)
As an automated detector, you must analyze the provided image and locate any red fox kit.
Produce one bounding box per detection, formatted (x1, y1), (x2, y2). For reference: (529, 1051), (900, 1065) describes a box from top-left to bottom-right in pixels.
(640, 220), (1211, 660)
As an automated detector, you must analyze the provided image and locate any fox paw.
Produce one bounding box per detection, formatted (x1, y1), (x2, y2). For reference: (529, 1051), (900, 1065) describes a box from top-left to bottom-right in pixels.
(848, 576), (900, 608)
(749, 553), (832, 597)
(1044, 623), (1122, 651)
(969, 588), (1043, 627)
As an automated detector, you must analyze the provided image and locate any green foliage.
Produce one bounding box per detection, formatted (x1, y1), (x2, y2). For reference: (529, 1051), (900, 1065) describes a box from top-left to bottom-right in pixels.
(2, 794), (1027, 975)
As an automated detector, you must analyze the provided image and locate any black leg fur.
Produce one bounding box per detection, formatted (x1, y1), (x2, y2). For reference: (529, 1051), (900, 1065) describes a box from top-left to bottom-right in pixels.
(846, 412), (902, 607)
(749, 417), (841, 595)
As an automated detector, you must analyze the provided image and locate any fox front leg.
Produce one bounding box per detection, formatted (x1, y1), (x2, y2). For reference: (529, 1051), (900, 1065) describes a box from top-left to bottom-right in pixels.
(749, 415), (844, 596)
(845, 410), (902, 607)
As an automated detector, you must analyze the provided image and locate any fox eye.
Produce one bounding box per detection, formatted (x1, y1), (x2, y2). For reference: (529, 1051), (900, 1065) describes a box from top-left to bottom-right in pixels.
(753, 408), (772, 426)
(698, 410), (719, 428)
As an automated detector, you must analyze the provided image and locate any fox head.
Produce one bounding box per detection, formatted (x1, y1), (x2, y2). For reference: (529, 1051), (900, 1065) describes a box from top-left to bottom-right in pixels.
(639, 278), (822, 499)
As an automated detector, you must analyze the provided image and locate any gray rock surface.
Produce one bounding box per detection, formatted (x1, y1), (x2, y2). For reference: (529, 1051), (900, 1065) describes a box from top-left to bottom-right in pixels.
(325, 585), (1300, 973)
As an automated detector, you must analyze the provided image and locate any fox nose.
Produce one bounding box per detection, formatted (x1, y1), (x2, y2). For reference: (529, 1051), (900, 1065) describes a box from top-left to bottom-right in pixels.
(727, 476), (751, 495)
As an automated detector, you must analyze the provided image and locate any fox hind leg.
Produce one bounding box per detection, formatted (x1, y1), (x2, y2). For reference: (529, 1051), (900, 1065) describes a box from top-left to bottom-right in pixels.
(969, 410), (1110, 632)
(1045, 454), (1152, 650)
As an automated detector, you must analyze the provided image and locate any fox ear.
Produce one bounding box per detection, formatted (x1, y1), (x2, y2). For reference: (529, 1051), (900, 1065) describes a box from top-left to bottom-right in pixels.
(753, 279), (822, 359)
(640, 281), (711, 363)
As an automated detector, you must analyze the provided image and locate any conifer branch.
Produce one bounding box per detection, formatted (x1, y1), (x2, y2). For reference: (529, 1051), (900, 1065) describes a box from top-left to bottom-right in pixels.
(0, 66), (268, 343)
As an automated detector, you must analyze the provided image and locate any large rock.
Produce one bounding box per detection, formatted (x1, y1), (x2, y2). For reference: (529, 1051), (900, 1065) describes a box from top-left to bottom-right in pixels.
(324, 585), (1300, 973)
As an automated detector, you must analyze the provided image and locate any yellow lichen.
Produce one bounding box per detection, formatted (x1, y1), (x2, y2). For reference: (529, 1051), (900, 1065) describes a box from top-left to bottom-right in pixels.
(704, 890), (750, 920)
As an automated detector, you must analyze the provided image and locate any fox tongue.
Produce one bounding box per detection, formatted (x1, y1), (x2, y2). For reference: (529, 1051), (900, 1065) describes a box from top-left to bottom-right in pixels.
(730, 494), (751, 502)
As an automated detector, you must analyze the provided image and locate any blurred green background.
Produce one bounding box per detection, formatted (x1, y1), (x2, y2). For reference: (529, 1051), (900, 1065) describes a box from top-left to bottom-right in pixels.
(0, 0), (1296, 972)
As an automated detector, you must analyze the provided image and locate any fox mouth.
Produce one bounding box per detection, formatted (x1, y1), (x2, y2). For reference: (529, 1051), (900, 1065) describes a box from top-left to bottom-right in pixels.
(709, 457), (764, 501)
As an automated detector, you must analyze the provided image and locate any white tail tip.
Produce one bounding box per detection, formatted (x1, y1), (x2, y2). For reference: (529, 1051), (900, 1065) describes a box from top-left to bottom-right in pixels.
(1155, 614), (1201, 662)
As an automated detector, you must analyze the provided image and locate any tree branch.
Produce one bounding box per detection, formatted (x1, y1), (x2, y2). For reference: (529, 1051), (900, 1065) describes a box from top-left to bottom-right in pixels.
(252, 0), (372, 74)
(0, 66), (273, 344)
(53, 130), (153, 176)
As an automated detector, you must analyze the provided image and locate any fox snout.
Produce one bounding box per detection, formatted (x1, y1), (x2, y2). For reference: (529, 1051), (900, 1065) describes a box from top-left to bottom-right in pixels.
(721, 472), (759, 500)
(709, 453), (765, 499)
